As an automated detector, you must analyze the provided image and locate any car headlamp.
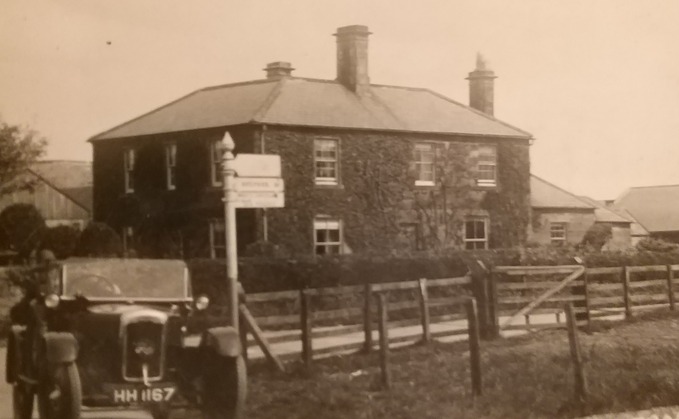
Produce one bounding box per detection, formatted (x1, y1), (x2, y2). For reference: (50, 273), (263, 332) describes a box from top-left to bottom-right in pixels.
(195, 295), (210, 311)
(45, 293), (60, 308)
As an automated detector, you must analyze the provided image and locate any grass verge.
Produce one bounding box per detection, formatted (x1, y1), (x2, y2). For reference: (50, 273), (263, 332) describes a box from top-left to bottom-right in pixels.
(245, 310), (679, 419)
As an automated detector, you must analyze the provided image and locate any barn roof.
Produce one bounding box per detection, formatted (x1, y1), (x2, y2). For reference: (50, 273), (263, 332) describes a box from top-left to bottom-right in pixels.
(614, 185), (679, 233)
(530, 175), (594, 210)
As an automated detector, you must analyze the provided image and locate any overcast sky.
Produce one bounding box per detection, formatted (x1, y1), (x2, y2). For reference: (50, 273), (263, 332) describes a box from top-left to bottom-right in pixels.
(1, 0), (678, 199)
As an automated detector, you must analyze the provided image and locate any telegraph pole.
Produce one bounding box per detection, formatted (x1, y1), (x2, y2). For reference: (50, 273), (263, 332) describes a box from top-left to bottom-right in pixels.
(221, 131), (239, 332)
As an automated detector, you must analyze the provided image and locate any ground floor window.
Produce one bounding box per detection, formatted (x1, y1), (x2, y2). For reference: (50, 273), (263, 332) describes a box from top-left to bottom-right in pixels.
(314, 218), (341, 255)
(464, 218), (488, 250)
(209, 219), (226, 259)
(550, 222), (567, 245)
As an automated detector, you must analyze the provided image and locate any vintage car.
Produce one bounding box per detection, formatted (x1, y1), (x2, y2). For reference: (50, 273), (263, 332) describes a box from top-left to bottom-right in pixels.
(5, 258), (245, 419)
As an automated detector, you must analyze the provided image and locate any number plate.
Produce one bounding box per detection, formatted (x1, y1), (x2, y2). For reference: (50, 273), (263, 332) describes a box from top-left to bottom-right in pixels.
(107, 384), (176, 404)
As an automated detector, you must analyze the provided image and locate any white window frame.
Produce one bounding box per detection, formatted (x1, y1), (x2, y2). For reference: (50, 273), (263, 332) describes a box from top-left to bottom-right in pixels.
(313, 218), (342, 255)
(476, 145), (497, 187)
(550, 222), (567, 245)
(165, 143), (177, 190)
(314, 138), (339, 186)
(414, 143), (436, 186)
(209, 219), (226, 259)
(464, 218), (488, 250)
(210, 140), (223, 187)
(124, 148), (135, 193)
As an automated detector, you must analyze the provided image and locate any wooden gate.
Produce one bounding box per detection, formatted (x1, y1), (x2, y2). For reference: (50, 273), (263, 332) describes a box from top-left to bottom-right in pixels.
(491, 265), (587, 334)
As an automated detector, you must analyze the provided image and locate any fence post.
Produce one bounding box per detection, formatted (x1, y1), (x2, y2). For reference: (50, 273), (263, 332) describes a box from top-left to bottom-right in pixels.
(565, 303), (588, 406)
(466, 298), (482, 397)
(300, 289), (313, 369)
(377, 292), (390, 390)
(472, 261), (491, 340)
(239, 311), (249, 366)
(622, 266), (632, 320)
(363, 283), (373, 352)
(667, 265), (675, 311)
(488, 270), (500, 338)
(418, 278), (431, 343)
(583, 269), (591, 331)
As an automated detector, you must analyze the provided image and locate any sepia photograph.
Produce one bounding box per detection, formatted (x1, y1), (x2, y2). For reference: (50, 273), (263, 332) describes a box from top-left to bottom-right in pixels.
(0, 1), (678, 418)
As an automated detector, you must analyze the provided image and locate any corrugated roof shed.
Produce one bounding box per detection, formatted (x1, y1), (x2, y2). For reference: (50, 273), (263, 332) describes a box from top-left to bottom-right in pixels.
(90, 78), (532, 141)
(530, 175), (594, 210)
(614, 185), (679, 233)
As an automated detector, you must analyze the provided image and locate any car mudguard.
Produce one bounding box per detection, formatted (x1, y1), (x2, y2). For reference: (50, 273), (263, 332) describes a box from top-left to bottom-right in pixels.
(43, 332), (79, 365)
(201, 326), (241, 358)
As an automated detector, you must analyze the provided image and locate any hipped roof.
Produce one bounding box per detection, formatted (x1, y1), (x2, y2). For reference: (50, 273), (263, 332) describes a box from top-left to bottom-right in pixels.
(90, 77), (532, 141)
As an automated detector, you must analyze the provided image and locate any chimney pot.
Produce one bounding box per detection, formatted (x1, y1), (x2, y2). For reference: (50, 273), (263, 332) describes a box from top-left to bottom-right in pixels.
(334, 25), (371, 95)
(264, 61), (294, 79)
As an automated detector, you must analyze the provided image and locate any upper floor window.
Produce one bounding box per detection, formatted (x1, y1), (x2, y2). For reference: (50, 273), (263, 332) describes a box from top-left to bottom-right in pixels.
(464, 218), (488, 250)
(476, 145), (497, 187)
(314, 138), (339, 185)
(314, 218), (342, 255)
(550, 222), (567, 245)
(209, 219), (226, 259)
(124, 148), (135, 193)
(210, 140), (223, 187)
(414, 143), (435, 186)
(165, 143), (177, 190)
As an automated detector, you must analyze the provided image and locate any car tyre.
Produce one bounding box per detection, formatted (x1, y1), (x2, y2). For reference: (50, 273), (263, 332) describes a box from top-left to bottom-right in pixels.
(13, 382), (34, 419)
(201, 354), (246, 419)
(37, 363), (82, 419)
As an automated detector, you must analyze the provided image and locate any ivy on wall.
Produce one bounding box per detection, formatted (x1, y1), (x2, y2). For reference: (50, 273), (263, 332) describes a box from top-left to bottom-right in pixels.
(264, 127), (531, 255)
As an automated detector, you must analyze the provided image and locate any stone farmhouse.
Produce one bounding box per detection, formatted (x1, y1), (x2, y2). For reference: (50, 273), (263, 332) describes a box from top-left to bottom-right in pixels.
(88, 25), (534, 258)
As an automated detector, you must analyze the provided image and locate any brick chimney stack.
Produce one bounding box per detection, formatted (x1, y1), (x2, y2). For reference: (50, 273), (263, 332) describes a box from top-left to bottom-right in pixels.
(264, 61), (294, 79)
(334, 25), (371, 95)
(466, 53), (497, 116)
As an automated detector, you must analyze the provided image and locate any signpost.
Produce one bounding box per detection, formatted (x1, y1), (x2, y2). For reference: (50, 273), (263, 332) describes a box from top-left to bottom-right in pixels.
(220, 133), (285, 330)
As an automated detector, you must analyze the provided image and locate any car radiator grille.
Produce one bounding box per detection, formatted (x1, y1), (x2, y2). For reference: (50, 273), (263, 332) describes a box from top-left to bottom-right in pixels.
(123, 321), (165, 381)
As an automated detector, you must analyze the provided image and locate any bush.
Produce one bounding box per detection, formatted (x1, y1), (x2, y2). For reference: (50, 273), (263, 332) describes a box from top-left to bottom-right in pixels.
(636, 237), (679, 253)
(40, 225), (80, 259)
(74, 222), (123, 257)
(581, 223), (613, 250)
(0, 203), (46, 259)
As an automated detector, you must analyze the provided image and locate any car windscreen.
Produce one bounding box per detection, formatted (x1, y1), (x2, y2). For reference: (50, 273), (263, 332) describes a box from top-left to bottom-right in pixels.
(62, 260), (189, 300)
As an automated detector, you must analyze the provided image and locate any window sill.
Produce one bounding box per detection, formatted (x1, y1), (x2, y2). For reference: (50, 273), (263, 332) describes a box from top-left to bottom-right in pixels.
(315, 182), (344, 189)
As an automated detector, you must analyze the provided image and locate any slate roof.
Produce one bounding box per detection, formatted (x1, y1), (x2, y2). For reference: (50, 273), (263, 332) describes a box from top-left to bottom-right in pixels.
(614, 185), (679, 233)
(578, 196), (631, 224)
(89, 77), (532, 141)
(28, 161), (93, 212)
(530, 175), (594, 210)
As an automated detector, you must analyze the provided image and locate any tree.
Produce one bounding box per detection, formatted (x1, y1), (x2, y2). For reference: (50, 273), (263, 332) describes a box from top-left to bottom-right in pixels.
(0, 119), (47, 197)
(0, 203), (46, 258)
(74, 222), (122, 257)
(581, 223), (613, 250)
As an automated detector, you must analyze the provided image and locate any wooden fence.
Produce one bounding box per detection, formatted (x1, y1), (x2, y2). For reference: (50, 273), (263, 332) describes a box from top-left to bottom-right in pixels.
(240, 263), (679, 366)
(242, 274), (472, 363)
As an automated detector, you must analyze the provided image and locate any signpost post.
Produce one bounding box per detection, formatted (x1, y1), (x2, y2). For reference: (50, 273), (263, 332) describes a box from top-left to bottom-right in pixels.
(221, 132), (240, 332)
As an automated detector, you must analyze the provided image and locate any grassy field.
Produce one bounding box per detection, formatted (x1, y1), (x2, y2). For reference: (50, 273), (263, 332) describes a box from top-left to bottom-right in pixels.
(245, 310), (679, 419)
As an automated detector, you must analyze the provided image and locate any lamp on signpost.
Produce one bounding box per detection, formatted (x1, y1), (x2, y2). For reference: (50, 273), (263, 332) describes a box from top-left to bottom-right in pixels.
(220, 131), (239, 332)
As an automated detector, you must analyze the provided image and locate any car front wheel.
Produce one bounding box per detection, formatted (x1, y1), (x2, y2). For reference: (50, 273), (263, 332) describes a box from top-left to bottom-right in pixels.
(201, 354), (246, 419)
(37, 363), (81, 419)
(13, 382), (34, 419)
